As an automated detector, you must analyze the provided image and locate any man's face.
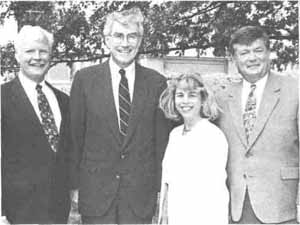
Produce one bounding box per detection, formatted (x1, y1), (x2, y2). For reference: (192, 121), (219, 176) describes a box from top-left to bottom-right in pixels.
(105, 21), (142, 68)
(233, 39), (270, 83)
(16, 37), (51, 83)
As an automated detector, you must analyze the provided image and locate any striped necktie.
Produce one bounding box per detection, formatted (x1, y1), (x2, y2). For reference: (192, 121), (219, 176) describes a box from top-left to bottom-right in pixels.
(36, 84), (59, 152)
(119, 69), (131, 141)
(243, 83), (257, 142)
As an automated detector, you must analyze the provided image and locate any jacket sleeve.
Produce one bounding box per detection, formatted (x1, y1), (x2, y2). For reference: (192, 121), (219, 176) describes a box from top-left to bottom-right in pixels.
(69, 71), (86, 189)
(296, 97), (300, 222)
(154, 79), (178, 192)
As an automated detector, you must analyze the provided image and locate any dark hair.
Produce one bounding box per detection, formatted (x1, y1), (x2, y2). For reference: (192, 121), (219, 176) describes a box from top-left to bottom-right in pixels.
(229, 26), (270, 55)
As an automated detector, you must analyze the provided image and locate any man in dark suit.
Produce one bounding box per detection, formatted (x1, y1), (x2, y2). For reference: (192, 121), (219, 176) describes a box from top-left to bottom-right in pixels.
(69, 7), (172, 224)
(1, 25), (71, 224)
(217, 26), (299, 224)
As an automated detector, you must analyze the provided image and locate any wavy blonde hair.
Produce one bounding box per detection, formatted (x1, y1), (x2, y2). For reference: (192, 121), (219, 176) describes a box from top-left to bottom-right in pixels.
(159, 73), (220, 121)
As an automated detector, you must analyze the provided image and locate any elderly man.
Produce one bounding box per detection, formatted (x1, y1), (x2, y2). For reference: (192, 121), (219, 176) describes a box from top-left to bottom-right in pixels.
(69, 7), (172, 224)
(217, 26), (299, 224)
(1, 25), (71, 224)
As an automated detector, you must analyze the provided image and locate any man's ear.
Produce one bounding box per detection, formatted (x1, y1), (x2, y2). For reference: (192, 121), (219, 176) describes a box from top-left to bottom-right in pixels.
(15, 51), (20, 63)
(230, 54), (236, 64)
(104, 36), (110, 49)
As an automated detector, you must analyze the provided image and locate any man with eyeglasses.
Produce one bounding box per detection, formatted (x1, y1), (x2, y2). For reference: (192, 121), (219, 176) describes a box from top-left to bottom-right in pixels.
(69, 7), (173, 224)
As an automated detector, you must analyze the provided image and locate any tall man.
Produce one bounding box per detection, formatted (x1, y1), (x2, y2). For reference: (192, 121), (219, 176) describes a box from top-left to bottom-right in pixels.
(69, 7), (172, 224)
(217, 26), (299, 224)
(1, 26), (71, 223)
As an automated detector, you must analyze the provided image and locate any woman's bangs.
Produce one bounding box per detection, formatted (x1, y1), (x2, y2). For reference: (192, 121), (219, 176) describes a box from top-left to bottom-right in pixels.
(177, 77), (201, 91)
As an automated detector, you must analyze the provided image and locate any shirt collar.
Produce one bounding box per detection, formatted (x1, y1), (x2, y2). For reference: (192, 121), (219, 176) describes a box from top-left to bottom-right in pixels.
(18, 72), (46, 89)
(109, 57), (135, 78)
(243, 73), (269, 89)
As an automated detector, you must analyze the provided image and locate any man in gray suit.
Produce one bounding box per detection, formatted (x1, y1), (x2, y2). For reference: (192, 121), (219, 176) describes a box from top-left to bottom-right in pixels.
(69, 7), (172, 224)
(217, 26), (299, 224)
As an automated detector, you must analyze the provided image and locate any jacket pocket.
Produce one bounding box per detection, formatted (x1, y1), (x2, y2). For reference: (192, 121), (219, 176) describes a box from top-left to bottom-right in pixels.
(280, 167), (299, 180)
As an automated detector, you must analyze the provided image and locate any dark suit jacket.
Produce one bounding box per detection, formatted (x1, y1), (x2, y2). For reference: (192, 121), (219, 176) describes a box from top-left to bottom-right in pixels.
(1, 77), (71, 224)
(69, 61), (172, 219)
(216, 72), (299, 223)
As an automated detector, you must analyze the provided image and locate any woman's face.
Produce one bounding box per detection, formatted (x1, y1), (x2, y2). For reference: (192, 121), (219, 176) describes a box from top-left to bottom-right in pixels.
(175, 81), (202, 122)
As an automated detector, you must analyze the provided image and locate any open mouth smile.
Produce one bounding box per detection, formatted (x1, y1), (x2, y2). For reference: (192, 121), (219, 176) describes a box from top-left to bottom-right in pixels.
(180, 106), (194, 112)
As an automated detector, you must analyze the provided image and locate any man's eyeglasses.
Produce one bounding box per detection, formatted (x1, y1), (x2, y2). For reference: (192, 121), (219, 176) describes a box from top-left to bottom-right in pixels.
(110, 32), (141, 44)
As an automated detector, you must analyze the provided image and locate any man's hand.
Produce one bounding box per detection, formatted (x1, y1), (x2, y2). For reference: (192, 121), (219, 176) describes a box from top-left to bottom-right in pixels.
(70, 189), (79, 204)
(152, 192), (160, 224)
(297, 204), (300, 223)
(0, 216), (10, 224)
(68, 189), (81, 224)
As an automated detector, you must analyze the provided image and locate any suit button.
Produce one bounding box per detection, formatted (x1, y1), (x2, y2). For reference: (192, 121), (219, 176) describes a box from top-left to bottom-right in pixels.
(116, 175), (120, 179)
(243, 174), (247, 179)
(121, 154), (125, 159)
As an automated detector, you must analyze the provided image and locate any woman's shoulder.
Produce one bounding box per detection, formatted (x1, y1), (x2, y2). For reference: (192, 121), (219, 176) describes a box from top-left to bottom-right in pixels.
(170, 124), (184, 136)
(198, 120), (227, 142)
(202, 119), (223, 133)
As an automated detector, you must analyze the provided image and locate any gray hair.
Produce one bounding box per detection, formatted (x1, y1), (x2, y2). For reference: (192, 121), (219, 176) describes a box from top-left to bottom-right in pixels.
(103, 7), (144, 37)
(14, 25), (54, 53)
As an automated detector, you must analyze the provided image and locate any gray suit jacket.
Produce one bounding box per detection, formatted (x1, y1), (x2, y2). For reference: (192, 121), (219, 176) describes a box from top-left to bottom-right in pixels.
(216, 72), (299, 223)
(69, 61), (172, 218)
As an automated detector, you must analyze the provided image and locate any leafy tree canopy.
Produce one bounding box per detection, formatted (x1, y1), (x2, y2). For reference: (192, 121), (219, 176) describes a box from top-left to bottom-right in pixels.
(0, 1), (298, 74)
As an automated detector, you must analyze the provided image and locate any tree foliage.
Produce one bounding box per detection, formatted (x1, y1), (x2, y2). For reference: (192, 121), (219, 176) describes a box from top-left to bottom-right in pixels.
(0, 1), (298, 74)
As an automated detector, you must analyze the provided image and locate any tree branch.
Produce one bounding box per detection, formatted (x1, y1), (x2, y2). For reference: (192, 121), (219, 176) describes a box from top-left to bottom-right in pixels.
(51, 43), (215, 64)
(170, 2), (226, 26)
(269, 34), (298, 40)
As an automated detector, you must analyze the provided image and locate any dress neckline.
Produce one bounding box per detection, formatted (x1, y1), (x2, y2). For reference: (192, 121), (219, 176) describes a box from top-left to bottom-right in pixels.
(181, 119), (208, 136)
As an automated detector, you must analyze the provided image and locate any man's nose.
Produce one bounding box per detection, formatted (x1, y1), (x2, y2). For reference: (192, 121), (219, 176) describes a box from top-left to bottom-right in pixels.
(248, 51), (257, 61)
(120, 36), (130, 46)
(32, 50), (42, 59)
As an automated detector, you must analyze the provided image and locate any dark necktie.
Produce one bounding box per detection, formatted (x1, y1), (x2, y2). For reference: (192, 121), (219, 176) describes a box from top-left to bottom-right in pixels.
(36, 84), (59, 152)
(243, 83), (257, 142)
(118, 69), (131, 141)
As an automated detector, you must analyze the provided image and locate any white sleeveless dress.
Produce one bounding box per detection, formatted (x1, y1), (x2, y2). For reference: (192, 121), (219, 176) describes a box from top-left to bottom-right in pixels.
(159, 119), (229, 225)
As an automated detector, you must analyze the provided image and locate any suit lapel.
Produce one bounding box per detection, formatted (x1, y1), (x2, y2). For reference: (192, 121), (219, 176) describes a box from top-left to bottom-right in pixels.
(247, 72), (281, 151)
(11, 77), (45, 135)
(46, 82), (70, 155)
(46, 81), (66, 133)
(96, 62), (122, 145)
(122, 64), (147, 149)
(227, 81), (248, 148)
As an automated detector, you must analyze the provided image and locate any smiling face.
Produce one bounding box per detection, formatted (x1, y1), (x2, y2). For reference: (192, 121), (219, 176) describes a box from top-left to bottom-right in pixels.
(105, 21), (142, 68)
(16, 36), (51, 83)
(174, 80), (202, 122)
(233, 38), (270, 83)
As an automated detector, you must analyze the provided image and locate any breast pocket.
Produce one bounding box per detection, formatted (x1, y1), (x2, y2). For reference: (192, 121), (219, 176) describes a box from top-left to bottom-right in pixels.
(280, 167), (299, 180)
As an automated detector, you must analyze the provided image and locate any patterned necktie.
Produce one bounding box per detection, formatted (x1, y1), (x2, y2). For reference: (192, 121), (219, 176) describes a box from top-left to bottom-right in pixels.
(243, 83), (257, 142)
(36, 84), (59, 152)
(119, 69), (131, 141)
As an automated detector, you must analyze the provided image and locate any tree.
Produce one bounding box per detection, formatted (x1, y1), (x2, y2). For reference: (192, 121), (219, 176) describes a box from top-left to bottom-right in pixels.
(0, 1), (298, 74)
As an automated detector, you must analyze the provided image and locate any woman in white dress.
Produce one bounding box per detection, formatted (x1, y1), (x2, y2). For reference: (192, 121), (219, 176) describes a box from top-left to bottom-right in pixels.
(158, 73), (229, 225)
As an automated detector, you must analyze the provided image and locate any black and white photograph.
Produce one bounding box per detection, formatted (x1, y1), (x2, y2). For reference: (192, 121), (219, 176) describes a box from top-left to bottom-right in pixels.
(0, 1), (299, 224)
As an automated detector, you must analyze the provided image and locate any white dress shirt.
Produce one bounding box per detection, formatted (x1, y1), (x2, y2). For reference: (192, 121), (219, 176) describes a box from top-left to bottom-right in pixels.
(241, 74), (269, 114)
(18, 72), (62, 132)
(109, 58), (135, 127)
